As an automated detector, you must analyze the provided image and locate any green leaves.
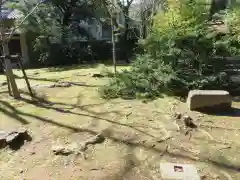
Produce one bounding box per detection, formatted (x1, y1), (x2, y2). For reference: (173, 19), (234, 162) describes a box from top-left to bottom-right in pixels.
(100, 0), (240, 99)
(11, 0), (103, 65)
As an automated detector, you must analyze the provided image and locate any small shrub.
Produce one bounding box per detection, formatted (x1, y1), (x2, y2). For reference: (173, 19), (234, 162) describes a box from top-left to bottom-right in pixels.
(100, 55), (234, 99)
(100, 55), (176, 99)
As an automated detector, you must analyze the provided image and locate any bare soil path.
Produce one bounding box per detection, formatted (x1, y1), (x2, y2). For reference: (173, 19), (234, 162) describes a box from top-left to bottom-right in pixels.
(0, 65), (239, 180)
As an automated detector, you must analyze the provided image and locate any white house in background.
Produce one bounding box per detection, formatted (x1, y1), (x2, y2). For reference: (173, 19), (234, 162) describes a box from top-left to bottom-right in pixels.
(77, 17), (113, 41)
(0, 5), (115, 65)
(0, 9), (118, 65)
(0, 1), (140, 65)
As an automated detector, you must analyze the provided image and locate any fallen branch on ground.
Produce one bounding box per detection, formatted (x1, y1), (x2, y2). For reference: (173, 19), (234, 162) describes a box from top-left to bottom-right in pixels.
(52, 133), (105, 159)
(125, 112), (132, 119)
(219, 145), (232, 151)
(198, 129), (214, 140)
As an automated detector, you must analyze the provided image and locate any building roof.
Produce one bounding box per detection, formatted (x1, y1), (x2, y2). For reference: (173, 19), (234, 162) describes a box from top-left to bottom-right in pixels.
(0, 8), (22, 20)
(0, 0), (47, 20)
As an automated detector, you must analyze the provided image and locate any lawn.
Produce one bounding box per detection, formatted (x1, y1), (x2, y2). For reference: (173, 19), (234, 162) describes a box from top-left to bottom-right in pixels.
(0, 64), (240, 180)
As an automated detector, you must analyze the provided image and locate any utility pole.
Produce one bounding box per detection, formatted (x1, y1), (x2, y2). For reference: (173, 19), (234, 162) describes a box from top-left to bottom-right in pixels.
(111, 16), (117, 75)
(111, 0), (117, 75)
(0, 0), (20, 98)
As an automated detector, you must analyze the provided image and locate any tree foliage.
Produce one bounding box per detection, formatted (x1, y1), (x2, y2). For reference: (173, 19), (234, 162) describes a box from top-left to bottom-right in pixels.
(9, 0), (107, 65)
(101, 0), (240, 99)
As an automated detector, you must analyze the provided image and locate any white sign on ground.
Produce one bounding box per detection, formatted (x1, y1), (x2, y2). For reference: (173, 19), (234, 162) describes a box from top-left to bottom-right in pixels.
(160, 163), (200, 180)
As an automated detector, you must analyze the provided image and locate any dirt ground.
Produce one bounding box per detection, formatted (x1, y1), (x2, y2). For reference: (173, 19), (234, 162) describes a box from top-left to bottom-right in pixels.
(0, 65), (240, 180)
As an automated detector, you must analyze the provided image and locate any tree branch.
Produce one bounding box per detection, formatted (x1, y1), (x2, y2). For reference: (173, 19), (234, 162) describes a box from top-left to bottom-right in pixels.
(127, 0), (134, 7)
(0, 0), (7, 7)
(116, 0), (123, 9)
(6, 1), (43, 42)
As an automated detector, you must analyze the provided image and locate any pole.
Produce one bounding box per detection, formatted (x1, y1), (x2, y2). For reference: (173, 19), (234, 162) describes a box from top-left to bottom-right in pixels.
(111, 16), (117, 75)
(18, 55), (34, 97)
(0, 0), (20, 98)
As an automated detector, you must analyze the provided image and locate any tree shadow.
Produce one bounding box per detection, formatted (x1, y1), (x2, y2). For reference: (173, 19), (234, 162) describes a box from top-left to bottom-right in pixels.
(0, 99), (97, 134)
(0, 90), (9, 95)
(108, 130), (240, 173)
(14, 74), (59, 83)
(8, 132), (32, 151)
(198, 107), (240, 117)
(0, 100), (29, 125)
(46, 64), (99, 72)
(17, 96), (157, 138)
(68, 82), (100, 88)
(1, 90), (163, 139)
(15, 76), (101, 87)
(46, 62), (129, 73)
(208, 158), (240, 172)
(0, 99), (240, 173)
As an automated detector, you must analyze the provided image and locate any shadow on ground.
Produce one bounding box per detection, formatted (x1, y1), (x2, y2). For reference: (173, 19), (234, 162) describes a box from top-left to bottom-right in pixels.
(13, 75), (101, 87)
(8, 133), (32, 151)
(47, 64), (98, 72)
(199, 107), (240, 117)
(0, 97), (240, 173)
(46, 62), (129, 72)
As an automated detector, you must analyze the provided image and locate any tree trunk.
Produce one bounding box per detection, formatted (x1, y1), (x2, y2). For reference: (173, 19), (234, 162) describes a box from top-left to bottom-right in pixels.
(111, 16), (117, 75)
(121, 7), (130, 63)
(0, 1), (20, 98)
(18, 55), (33, 97)
(2, 43), (20, 98)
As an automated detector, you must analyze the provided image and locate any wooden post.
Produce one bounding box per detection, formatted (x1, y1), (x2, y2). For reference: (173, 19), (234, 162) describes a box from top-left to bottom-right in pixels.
(20, 33), (29, 64)
(4, 54), (20, 99)
(1, 56), (13, 96)
(0, 3), (20, 99)
(17, 55), (33, 97)
(6, 67), (12, 96)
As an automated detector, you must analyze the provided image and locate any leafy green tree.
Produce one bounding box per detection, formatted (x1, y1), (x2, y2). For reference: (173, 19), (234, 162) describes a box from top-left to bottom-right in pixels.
(101, 0), (240, 99)
(9, 0), (105, 65)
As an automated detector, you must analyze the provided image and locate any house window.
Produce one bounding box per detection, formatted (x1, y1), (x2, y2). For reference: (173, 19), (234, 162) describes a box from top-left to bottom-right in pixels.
(87, 18), (94, 25)
(96, 24), (102, 39)
(102, 26), (111, 39)
(8, 38), (21, 56)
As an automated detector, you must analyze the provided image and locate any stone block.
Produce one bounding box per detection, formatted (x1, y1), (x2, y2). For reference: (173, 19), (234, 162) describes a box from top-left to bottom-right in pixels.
(187, 90), (231, 111)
